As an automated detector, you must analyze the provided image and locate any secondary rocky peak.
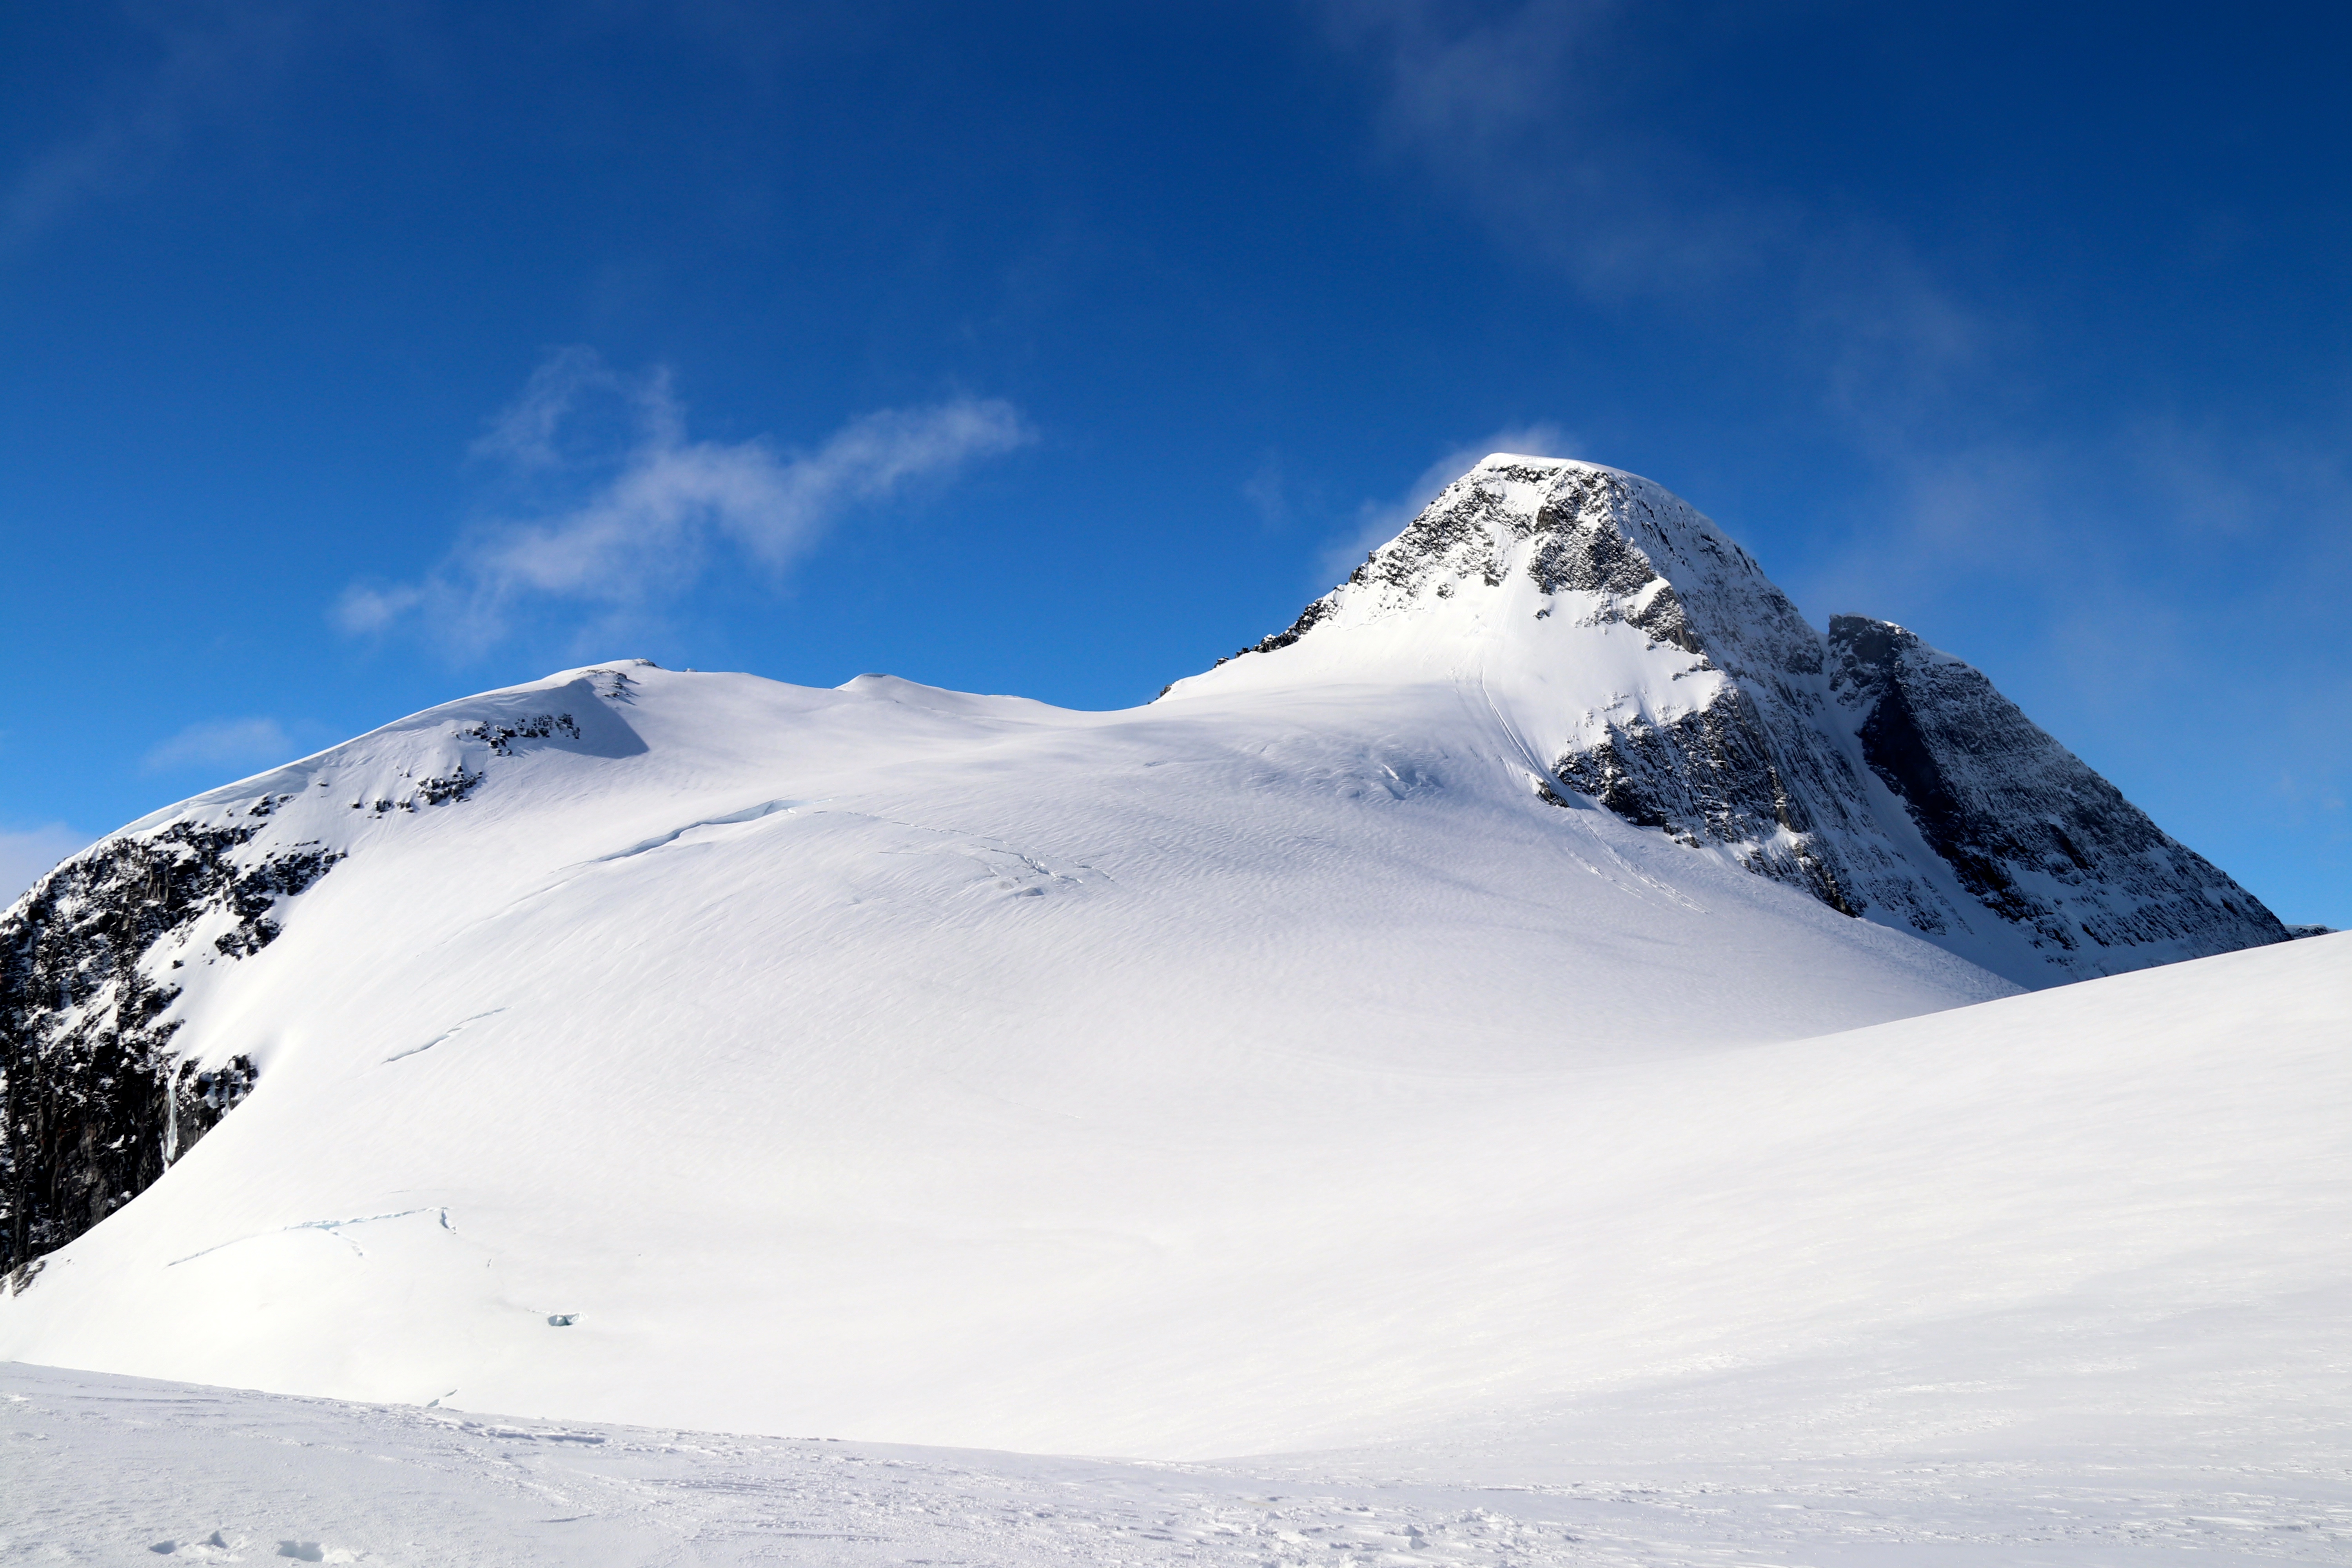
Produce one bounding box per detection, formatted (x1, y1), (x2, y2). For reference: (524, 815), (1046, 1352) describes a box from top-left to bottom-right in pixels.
(1825, 614), (2287, 966)
(1, 665), (652, 1278)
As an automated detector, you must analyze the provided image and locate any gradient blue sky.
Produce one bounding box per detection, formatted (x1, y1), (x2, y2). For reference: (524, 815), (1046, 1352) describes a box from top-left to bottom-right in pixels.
(4, 1), (2347, 926)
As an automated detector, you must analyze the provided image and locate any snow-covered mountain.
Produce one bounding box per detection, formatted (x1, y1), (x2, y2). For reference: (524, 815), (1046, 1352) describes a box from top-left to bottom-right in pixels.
(1177, 456), (2285, 981)
(0, 456), (2299, 1456)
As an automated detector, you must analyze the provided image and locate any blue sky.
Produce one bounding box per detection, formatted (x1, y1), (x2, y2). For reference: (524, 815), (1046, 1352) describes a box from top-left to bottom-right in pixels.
(3, 1), (2347, 926)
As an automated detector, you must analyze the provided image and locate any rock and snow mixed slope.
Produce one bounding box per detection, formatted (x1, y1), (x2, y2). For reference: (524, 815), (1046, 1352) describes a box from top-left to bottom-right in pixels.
(0, 455), (2314, 1468)
(1180, 456), (2285, 984)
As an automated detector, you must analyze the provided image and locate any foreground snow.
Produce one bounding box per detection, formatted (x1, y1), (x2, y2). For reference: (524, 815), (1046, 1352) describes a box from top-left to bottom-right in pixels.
(10, 1318), (2350, 1568)
(7, 928), (2346, 1479)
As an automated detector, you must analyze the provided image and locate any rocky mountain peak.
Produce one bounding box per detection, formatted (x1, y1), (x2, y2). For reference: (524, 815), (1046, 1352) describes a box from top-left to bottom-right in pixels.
(1183, 454), (2288, 988)
(1188, 456), (1823, 690)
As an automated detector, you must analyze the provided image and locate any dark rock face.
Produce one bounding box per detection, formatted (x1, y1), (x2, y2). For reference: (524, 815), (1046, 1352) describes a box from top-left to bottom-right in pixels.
(2, 823), (338, 1276)
(1825, 615), (2289, 962)
(1220, 599), (1332, 665)
(1541, 604), (2291, 979)
(1492, 467), (1920, 932)
(460, 711), (583, 755)
(1548, 690), (1858, 916)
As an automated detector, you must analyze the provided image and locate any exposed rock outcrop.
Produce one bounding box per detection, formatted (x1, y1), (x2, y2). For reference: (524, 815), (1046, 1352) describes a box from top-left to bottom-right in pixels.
(1826, 614), (2286, 964)
(2, 822), (334, 1275)
(2, 669), (651, 1276)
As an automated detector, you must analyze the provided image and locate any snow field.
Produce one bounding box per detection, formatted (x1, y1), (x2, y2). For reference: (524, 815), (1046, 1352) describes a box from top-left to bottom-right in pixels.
(9, 1328), (2350, 1567)
(3, 663), (2026, 1451)
(2, 733), (2342, 1457)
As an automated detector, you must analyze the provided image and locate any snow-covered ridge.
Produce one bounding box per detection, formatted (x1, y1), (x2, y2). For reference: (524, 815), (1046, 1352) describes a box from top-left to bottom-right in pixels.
(1, 663), (659, 1272)
(1174, 454), (2287, 983)
(3, 637), (2014, 1290)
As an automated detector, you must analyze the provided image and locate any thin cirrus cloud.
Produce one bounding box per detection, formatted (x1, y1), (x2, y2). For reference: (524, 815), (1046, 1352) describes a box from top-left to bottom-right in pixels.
(1313, 4), (2083, 662)
(1316, 0), (1759, 293)
(141, 717), (301, 775)
(338, 350), (1033, 651)
(1313, 0), (1985, 423)
(3, 3), (318, 254)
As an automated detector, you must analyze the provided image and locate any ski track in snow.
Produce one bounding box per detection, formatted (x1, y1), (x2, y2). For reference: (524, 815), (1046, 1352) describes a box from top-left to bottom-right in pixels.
(381, 1011), (506, 1066)
(166, 1209), (454, 1269)
(9, 1361), (2350, 1567)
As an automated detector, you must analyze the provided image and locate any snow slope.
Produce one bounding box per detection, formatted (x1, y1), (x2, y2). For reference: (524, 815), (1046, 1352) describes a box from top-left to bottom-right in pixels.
(8, 930), (2348, 1565)
(1, 660), (2341, 1457)
(0, 655), (2015, 1451)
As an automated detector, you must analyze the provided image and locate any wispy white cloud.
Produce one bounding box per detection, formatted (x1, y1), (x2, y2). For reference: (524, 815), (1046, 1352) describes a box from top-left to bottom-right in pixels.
(1317, 0), (1755, 291)
(1319, 423), (1573, 579)
(0, 824), (94, 905)
(338, 350), (1034, 651)
(469, 343), (624, 473)
(142, 717), (299, 775)
(1242, 451), (1293, 529)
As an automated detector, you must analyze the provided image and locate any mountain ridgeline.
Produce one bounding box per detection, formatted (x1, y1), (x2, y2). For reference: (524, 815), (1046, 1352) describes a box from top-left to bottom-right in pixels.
(0, 458), (2290, 1281)
(1184, 457), (2286, 978)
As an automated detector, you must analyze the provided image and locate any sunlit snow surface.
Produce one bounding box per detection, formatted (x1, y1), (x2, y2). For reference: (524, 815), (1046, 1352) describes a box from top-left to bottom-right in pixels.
(6, 1354), (2350, 1567)
(1, 661), (2030, 1452)
(8, 934), (2350, 1562)
(0, 638), (2347, 1559)
(11, 942), (2352, 1564)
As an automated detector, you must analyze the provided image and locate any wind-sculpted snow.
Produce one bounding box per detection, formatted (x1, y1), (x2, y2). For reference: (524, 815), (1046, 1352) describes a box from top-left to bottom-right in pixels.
(1185, 454), (2287, 984)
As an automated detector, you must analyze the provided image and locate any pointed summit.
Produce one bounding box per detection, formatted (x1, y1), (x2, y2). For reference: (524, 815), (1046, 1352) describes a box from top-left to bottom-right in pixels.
(1171, 455), (1818, 697)
(1173, 454), (2287, 985)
